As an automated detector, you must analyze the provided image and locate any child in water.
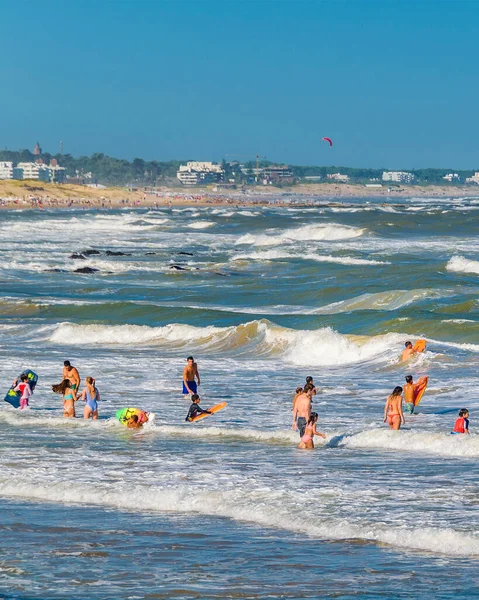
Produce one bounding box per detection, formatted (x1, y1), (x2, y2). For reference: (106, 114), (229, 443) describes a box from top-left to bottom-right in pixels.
(79, 377), (100, 420)
(185, 394), (212, 421)
(13, 374), (33, 410)
(298, 412), (326, 450)
(451, 408), (470, 434)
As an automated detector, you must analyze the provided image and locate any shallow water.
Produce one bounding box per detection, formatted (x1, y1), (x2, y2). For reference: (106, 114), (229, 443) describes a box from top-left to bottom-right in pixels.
(1, 197), (478, 597)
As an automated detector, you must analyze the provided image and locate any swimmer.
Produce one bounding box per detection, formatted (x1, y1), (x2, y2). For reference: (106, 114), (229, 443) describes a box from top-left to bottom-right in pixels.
(404, 375), (416, 414)
(384, 386), (405, 430)
(305, 376), (317, 396)
(182, 356), (200, 396)
(79, 376), (100, 420)
(126, 414), (142, 429)
(63, 360), (80, 393)
(52, 379), (77, 418)
(13, 374), (32, 410)
(298, 412), (326, 450)
(292, 386), (303, 411)
(185, 394), (212, 421)
(451, 408), (470, 435)
(401, 341), (415, 362)
(292, 383), (314, 436)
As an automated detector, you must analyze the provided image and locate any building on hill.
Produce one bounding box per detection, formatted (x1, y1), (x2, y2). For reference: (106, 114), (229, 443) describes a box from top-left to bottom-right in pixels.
(33, 142), (42, 156)
(15, 161), (66, 183)
(466, 172), (479, 184)
(327, 173), (349, 182)
(262, 165), (294, 184)
(382, 171), (415, 183)
(177, 161), (224, 185)
(443, 173), (460, 182)
(0, 161), (13, 179)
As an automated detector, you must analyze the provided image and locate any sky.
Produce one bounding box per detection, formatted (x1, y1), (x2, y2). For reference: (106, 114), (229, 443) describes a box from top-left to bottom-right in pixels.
(1, 0), (478, 168)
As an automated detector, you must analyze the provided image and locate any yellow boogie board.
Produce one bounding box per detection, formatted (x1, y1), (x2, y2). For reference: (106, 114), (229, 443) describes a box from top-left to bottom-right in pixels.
(189, 402), (227, 422)
(413, 376), (428, 407)
(413, 339), (427, 353)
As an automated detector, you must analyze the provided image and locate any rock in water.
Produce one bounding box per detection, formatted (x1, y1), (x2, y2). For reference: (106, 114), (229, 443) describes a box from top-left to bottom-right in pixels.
(74, 267), (99, 274)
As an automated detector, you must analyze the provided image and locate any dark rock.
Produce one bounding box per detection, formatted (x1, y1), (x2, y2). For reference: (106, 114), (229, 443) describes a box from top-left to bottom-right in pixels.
(74, 267), (99, 274)
(169, 265), (189, 271)
(46, 268), (67, 272)
(106, 251), (131, 256)
(178, 251), (194, 256)
(83, 249), (101, 256)
(70, 253), (86, 260)
(145, 252), (156, 255)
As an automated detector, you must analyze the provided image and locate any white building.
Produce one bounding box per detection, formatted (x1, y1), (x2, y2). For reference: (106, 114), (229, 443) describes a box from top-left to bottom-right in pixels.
(382, 171), (415, 183)
(443, 173), (460, 182)
(327, 173), (349, 182)
(466, 172), (479, 184)
(177, 161), (224, 185)
(17, 162), (44, 180)
(0, 161), (13, 179)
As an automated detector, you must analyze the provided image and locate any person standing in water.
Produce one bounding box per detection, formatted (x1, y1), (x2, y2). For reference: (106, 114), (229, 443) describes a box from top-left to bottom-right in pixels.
(298, 413), (326, 450)
(63, 361), (80, 393)
(401, 342), (416, 362)
(13, 374), (33, 410)
(451, 409), (470, 435)
(79, 377), (100, 420)
(52, 379), (77, 418)
(182, 356), (200, 396)
(292, 383), (314, 437)
(384, 386), (405, 430)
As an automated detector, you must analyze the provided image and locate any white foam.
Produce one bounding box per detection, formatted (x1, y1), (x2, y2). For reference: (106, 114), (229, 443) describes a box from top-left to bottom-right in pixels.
(0, 480), (477, 556)
(236, 223), (365, 247)
(446, 256), (479, 275)
(335, 428), (479, 458)
(187, 221), (216, 229)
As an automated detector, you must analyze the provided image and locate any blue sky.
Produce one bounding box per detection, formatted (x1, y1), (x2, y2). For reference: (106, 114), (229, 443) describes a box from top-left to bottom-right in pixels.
(1, 0), (477, 168)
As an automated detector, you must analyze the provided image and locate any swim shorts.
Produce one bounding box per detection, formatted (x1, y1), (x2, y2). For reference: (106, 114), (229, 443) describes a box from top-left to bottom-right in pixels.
(297, 417), (307, 437)
(404, 402), (414, 414)
(182, 380), (197, 395)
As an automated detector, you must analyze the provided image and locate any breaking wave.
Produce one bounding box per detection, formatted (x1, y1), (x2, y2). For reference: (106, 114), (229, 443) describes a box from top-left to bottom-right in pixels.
(446, 256), (479, 275)
(236, 223), (365, 247)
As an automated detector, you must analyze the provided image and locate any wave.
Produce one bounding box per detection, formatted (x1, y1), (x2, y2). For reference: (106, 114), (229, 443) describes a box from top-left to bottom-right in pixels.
(47, 320), (407, 366)
(232, 250), (388, 266)
(446, 256), (479, 275)
(236, 223), (365, 247)
(187, 221), (216, 229)
(0, 479), (477, 556)
(313, 289), (445, 314)
(333, 428), (479, 458)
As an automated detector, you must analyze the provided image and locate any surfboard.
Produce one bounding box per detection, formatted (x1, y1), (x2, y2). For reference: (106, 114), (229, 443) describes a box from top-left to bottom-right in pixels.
(4, 370), (38, 408)
(413, 376), (428, 406)
(189, 401), (227, 422)
(116, 407), (153, 426)
(413, 339), (427, 353)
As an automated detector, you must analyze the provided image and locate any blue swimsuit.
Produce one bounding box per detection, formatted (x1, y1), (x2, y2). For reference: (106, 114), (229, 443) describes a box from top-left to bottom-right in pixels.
(85, 388), (98, 412)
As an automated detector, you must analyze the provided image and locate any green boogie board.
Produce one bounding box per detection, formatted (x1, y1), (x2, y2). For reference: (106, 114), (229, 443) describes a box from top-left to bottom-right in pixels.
(4, 370), (39, 409)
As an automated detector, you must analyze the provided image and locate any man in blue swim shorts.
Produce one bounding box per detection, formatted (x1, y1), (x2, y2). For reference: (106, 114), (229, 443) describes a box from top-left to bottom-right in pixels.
(182, 356), (201, 396)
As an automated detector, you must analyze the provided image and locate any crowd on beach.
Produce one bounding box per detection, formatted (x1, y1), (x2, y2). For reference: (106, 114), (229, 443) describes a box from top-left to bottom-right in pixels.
(8, 345), (471, 443)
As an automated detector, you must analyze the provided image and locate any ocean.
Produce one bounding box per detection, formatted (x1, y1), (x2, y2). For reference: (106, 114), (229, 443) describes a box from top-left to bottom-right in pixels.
(0, 197), (478, 599)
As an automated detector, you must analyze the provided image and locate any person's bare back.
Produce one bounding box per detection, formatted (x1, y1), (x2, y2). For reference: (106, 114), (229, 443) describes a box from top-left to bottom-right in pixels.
(295, 393), (311, 419)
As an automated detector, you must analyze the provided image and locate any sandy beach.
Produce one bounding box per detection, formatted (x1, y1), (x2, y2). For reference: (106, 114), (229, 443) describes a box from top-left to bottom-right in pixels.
(1, 179), (478, 210)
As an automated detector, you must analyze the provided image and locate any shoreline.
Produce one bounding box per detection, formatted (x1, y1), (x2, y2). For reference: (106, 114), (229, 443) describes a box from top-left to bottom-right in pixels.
(0, 180), (478, 211)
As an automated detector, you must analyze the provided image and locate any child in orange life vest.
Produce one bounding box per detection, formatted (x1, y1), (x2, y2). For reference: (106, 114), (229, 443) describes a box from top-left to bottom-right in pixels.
(451, 408), (469, 435)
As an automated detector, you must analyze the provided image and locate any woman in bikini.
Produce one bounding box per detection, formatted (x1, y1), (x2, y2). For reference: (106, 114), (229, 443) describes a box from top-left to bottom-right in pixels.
(79, 376), (100, 420)
(298, 412), (326, 450)
(52, 379), (77, 418)
(384, 386), (405, 430)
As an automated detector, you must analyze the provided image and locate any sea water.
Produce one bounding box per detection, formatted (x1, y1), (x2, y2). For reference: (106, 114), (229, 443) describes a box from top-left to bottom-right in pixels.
(0, 197), (478, 598)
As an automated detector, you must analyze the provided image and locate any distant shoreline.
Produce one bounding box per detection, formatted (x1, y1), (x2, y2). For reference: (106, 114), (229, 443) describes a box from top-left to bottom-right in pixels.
(0, 180), (478, 211)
